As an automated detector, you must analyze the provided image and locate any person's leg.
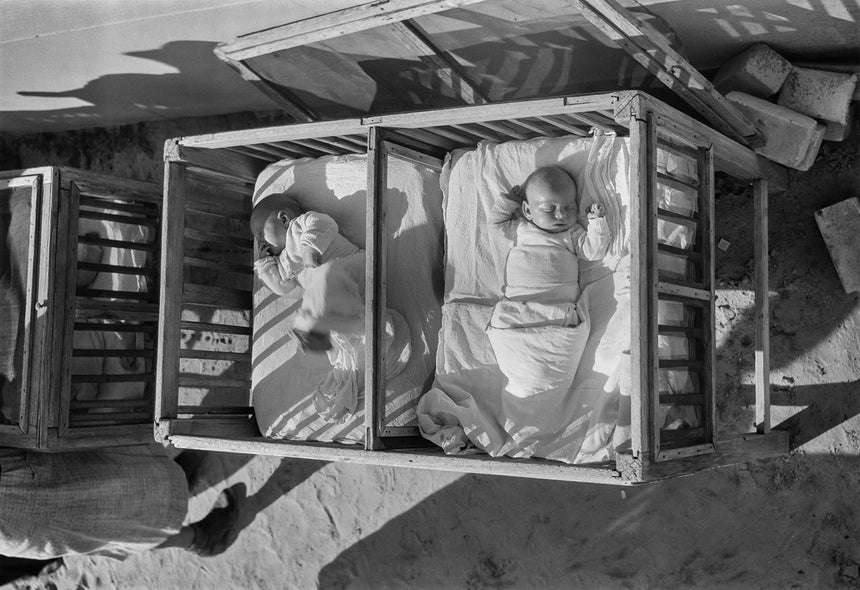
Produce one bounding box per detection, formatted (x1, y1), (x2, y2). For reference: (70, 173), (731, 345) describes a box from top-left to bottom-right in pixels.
(156, 482), (245, 557)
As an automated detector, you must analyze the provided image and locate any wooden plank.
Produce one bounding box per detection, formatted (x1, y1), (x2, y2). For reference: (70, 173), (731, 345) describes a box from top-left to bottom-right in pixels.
(641, 431), (788, 481)
(73, 349), (154, 359)
(627, 108), (649, 460)
(78, 209), (156, 228)
(43, 423), (153, 449)
(658, 393), (704, 406)
(78, 195), (158, 217)
(655, 443), (714, 462)
(657, 171), (698, 192)
(155, 163), (186, 424)
(176, 121), (367, 151)
(164, 142), (260, 184)
(215, 0), (488, 61)
(657, 281), (710, 302)
(185, 208), (249, 241)
(77, 261), (155, 277)
(659, 360), (703, 369)
(168, 435), (628, 485)
(657, 243), (702, 259)
(657, 325), (703, 337)
(394, 19), (488, 105)
(70, 398), (151, 410)
(385, 142), (444, 171)
(75, 301), (159, 321)
(754, 179), (771, 434)
(57, 168), (162, 204)
(365, 94), (615, 129)
(57, 183), (81, 436)
(536, 115), (589, 137)
(183, 283), (252, 310)
(77, 233), (156, 252)
(179, 349), (249, 363)
(698, 146), (716, 444)
(365, 127), (387, 450)
(656, 207), (698, 224)
(180, 320), (251, 336)
(571, 0), (762, 146)
(645, 111), (660, 461)
(177, 376), (249, 389)
(72, 374), (154, 384)
(661, 427), (705, 444)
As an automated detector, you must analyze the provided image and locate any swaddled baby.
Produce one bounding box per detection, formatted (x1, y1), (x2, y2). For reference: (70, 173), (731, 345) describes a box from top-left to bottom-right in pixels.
(487, 166), (611, 402)
(250, 193), (410, 422)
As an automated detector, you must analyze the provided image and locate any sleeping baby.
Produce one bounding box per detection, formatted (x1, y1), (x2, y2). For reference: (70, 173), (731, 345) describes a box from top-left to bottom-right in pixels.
(487, 165), (611, 404)
(250, 193), (411, 422)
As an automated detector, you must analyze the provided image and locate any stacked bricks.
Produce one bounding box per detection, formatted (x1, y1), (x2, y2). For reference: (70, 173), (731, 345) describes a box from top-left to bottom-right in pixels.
(714, 44), (858, 170)
(815, 198), (860, 293)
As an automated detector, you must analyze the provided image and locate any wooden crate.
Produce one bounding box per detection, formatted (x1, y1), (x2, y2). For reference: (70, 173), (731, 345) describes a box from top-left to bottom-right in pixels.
(0, 167), (162, 450)
(156, 91), (788, 484)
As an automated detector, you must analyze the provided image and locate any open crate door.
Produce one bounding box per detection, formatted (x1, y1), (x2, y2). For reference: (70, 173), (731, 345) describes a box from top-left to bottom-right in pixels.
(0, 173), (49, 447)
(365, 127), (446, 450)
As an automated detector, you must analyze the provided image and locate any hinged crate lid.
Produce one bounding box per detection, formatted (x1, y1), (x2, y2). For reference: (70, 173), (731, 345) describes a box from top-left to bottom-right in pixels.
(0, 170), (54, 443)
(214, 0), (762, 145)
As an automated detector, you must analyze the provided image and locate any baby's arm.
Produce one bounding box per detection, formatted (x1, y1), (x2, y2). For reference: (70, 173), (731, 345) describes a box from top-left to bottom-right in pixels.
(254, 243), (299, 296)
(572, 204), (611, 261)
(299, 212), (339, 265)
(488, 185), (525, 231)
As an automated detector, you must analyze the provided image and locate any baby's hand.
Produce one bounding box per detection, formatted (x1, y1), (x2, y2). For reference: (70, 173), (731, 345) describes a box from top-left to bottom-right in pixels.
(587, 203), (605, 219)
(302, 249), (320, 268)
(256, 240), (272, 259)
(506, 185), (525, 203)
(253, 255), (277, 276)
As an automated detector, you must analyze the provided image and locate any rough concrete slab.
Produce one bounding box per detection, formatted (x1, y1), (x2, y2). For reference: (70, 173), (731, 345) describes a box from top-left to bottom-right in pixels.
(816, 197), (860, 293)
(712, 43), (792, 97)
(796, 123), (826, 171)
(726, 91), (820, 169)
(778, 67), (858, 125)
(824, 105), (854, 142)
(794, 62), (860, 101)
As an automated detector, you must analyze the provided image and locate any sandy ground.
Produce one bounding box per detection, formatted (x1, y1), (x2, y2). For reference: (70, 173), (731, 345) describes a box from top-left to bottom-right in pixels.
(1, 111), (859, 590)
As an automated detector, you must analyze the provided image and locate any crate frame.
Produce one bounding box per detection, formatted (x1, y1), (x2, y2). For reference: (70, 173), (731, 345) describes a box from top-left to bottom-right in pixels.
(155, 90), (787, 484)
(0, 166), (162, 450)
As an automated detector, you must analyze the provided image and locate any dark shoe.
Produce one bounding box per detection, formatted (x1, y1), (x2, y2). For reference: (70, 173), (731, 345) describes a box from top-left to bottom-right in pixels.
(188, 482), (246, 557)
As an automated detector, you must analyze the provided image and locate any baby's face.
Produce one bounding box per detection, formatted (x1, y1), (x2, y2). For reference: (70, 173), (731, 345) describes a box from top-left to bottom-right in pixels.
(252, 210), (291, 255)
(523, 180), (577, 233)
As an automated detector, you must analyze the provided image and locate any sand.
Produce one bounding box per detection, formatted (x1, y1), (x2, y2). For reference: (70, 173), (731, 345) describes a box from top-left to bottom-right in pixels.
(1, 111), (858, 590)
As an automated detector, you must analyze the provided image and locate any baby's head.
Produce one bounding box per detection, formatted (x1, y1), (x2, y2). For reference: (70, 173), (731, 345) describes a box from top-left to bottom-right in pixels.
(521, 166), (578, 233)
(249, 193), (303, 255)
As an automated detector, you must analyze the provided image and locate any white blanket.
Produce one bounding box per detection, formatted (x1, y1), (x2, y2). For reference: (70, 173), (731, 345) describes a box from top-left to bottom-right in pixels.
(252, 154), (444, 443)
(417, 134), (700, 462)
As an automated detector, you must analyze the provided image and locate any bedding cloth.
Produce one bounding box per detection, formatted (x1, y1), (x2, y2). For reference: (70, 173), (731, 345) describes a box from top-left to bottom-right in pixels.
(417, 132), (699, 464)
(252, 154), (444, 443)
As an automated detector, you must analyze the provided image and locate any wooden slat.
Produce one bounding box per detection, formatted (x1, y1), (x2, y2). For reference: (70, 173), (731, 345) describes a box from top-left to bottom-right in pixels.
(177, 375), (249, 388)
(657, 324), (703, 337)
(184, 235), (253, 266)
(180, 321), (251, 336)
(75, 301), (159, 321)
(657, 243), (701, 259)
(215, 0), (488, 61)
(73, 349), (154, 359)
(659, 393), (704, 406)
(78, 195), (159, 218)
(754, 179), (770, 434)
(184, 228), (253, 249)
(659, 360), (703, 369)
(58, 167), (162, 204)
(657, 281), (710, 302)
(155, 163), (186, 425)
(660, 427), (705, 445)
(388, 20), (489, 106)
(698, 146), (716, 444)
(179, 349), (249, 362)
(657, 171), (698, 192)
(183, 284), (252, 310)
(69, 412), (152, 426)
(183, 255), (249, 275)
(71, 374), (154, 383)
(656, 207), (698, 224)
(70, 398), (151, 410)
(77, 261), (155, 277)
(76, 288), (153, 301)
(571, 0), (761, 145)
(385, 142), (444, 171)
(177, 406), (254, 416)
(565, 112), (615, 134)
(164, 142), (260, 184)
(168, 434), (628, 485)
(365, 127), (387, 450)
(56, 178), (78, 437)
(627, 111), (649, 460)
(78, 209), (156, 227)
(185, 208), (250, 241)
(74, 322), (155, 333)
(536, 115), (588, 137)
(77, 233), (156, 252)
(474, 120), (529, 141)
(226, 146), (275, 162)
(657, 138), (699, 162)
(645, 111), (660, 461)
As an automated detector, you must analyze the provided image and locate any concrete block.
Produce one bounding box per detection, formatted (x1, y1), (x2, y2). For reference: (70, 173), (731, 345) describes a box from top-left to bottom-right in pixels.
(726, 91), (820, 169)
(794, 62), (860, 100)
(712, 43), (792, 97)
(795, 123), (826, 171)
(778, 67), (858, 125)
(824, 105), (853, 142)
(815, 197), (860, 293)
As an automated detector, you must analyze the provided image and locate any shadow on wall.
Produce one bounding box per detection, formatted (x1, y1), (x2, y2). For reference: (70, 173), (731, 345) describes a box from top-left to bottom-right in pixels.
(0, 40), (273, 134)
